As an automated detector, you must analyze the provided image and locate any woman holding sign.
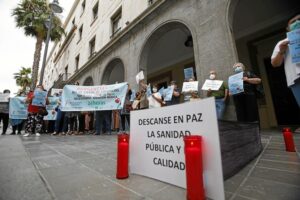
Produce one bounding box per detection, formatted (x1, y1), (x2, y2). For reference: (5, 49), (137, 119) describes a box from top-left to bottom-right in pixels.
(230, 63), (261, 123)
(23, 85), (49, 137)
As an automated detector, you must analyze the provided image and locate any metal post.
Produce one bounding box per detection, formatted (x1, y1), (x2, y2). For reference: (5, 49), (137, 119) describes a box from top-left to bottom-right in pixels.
(39, 12), (54, 86)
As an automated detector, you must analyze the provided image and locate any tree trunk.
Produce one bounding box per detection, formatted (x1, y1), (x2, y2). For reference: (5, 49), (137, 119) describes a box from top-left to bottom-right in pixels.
(30, 36), (44, 90)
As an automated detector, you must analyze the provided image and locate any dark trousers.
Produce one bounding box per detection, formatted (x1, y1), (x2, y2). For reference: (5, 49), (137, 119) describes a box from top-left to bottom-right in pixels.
(12, 121), (24, 134)
(233, 93), (259, 122)
(0, 113), (9, 134)
(121, 114), (130, 131)
(95, 111), (111, 134)
(54, 109), (65, 133)
(78, 114), (85, 132)
(69, 116), (78, 131)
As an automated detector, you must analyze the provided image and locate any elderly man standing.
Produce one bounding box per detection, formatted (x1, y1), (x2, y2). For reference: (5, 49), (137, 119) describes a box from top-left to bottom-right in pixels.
(206, 70), (228, 119)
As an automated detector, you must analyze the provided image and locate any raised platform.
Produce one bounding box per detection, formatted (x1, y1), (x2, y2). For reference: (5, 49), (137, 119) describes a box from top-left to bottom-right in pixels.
(219, 120), (262, 179)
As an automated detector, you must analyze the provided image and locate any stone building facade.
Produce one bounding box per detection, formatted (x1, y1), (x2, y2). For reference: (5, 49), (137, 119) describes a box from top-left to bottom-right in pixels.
(43, 0), (300, 129)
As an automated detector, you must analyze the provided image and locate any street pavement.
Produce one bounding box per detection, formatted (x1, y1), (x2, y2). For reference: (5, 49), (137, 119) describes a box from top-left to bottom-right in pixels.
(0, 130), (299, 200)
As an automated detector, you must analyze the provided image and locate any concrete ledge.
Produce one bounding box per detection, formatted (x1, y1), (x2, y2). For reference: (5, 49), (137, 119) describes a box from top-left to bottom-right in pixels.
(219, 120), (262, 179)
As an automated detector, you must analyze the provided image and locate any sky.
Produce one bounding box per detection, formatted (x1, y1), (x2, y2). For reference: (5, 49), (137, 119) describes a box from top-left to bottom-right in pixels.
(0, 0), (74, 95)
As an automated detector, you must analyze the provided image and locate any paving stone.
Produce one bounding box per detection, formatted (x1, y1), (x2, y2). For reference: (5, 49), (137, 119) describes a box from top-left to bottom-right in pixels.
(149, 184), (186, 200)
(257, 159), (300, 174)
(261, 154), (300, 163)
(251, 167), (300, 186)
(64, 151), (101, 160)
(33, 154), (75, 169)
(237, 177), (300, 200)
(224, 174), (245, 193)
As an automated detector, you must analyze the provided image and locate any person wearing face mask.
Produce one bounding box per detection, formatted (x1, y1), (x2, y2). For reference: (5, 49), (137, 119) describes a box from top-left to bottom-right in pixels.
(231, 63), (261, 123)
(148, 84), (165, 108)
(271, 14), (300, 132)
(206, 70), (228, 119)
(166, 81), (181, 106)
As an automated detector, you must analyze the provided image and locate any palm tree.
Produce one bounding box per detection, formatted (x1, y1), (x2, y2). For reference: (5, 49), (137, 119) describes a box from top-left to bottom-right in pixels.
(12, 0), (64, 90)
(13, 67), (32, 93)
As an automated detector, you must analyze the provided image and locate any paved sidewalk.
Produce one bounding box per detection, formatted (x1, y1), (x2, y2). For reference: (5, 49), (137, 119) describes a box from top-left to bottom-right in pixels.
(0, 130), (299, 200)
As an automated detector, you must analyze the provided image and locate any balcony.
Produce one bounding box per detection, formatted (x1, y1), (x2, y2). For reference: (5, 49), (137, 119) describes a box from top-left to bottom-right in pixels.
(52, 73), (71, 89)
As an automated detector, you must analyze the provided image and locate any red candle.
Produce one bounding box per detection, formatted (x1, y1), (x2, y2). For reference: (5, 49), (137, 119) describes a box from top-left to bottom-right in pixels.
(184, 135), (205, 200)
(282, 127), (291, 132)
(116, 133), (130, 179)
(282, 130), (296, 152)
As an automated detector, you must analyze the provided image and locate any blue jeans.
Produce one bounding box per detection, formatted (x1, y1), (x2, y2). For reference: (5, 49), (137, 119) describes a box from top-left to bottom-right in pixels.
(290, 79), (300, 108)
(215, 98), (226, 119)
(54, 109), (64, 132)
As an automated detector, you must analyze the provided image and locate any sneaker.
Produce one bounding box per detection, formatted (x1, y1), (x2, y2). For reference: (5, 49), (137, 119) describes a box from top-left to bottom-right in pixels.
(52, 132), (58, 136)
(35, 133), (41, 136)
(23, 133), (30, 137)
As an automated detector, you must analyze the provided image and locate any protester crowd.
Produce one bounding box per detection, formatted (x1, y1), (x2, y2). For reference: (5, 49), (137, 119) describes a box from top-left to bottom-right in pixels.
(0, 62), (267, 137)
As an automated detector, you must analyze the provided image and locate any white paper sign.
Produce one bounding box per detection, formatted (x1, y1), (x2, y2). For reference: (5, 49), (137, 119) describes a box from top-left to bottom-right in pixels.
(136, 71), (145, 84)
(202, 79), (224, 91)
(182, 81), (198, 92)
(130, 98), (225, 200)
(0, 93), (10, 102)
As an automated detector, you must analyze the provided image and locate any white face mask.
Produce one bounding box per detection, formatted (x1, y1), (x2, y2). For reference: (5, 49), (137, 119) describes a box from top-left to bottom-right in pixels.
(209, 74), (216, 80)
(152, 88), (157, 93)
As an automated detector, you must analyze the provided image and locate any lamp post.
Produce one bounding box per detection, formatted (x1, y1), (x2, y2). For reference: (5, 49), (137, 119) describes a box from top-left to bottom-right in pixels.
(39, 0), (63, 86)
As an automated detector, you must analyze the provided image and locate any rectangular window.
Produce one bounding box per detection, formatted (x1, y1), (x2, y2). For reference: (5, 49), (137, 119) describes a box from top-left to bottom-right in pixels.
(92, 2), (99, 20)
(148, 0), (154, 5)
(64, 66), (68, 80)
(111, 8), (122, 36)
(75, 55), (80, 71)
(78, 25), (83, 42)
(89, 36), (96, 57)
(81, 0), (85, 15)
(72, 18), (75, 25)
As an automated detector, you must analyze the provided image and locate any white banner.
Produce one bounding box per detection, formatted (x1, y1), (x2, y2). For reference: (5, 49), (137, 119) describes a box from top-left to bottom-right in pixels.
(130, 98), (224, 200)
(182, 81), (198, 92)
(201, 79), (223, 91)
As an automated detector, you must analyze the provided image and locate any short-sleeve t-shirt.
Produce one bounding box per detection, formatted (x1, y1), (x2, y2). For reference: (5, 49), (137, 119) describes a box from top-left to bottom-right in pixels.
(209, 82), (228, 98)
(271, 38), (300, 87)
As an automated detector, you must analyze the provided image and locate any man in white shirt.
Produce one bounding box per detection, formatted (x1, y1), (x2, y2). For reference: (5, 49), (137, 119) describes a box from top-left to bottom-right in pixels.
(271, 14), (300, 132)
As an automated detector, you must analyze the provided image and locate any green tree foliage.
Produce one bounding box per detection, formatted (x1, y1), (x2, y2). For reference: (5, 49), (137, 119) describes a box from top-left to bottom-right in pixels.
(12, 0), (64, 90)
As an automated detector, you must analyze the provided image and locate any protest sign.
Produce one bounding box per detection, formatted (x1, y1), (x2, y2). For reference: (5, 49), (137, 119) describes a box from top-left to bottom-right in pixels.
(201, 80), (223, 91)
(51, 88), (63, 96)
(146, 84), (152, 97)
(130, 89), (136, 102)
(9, 97), (28, 119)
(61, 83), (128, 111)
(184, 67), (194, 80)
(228, 72), (244, 95)
(44, 97), (59, 120)
(136, 71), (145, 84)
(0, 93), (10, 102)
(182, 81), (198, 92)
(130, 98), (224, 200)
(32, 89), (47, 106)
(287, 29), (300, 64)
(159, 86), (174, 101)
